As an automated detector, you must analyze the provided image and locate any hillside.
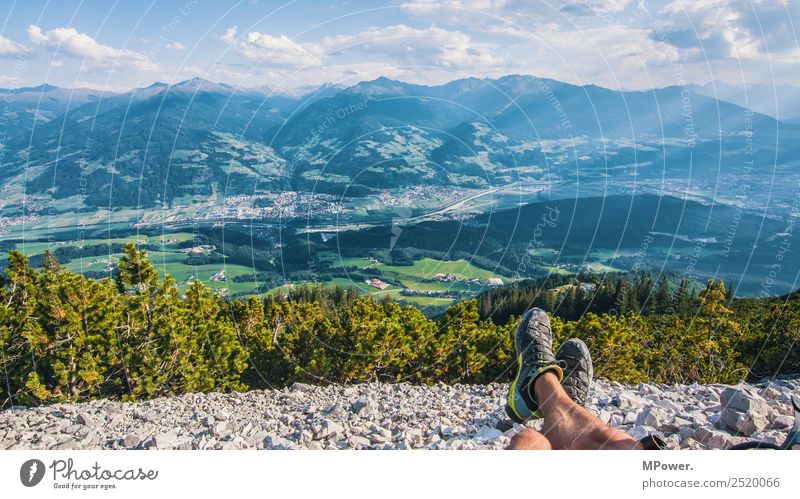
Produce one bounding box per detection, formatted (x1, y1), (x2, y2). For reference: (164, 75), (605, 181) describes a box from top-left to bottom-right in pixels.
(331, 194), (800, 295)
(2, 75), (799, 212)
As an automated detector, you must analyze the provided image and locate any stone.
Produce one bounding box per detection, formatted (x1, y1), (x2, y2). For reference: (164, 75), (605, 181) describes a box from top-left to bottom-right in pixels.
(718, 407), (768, 436)
(264, 435), (297, 450)
(770, 414), (793, 430)
(313, 420), (344, 440)
(627, 425), (658, 441)
(762, 386), (781, 400)
(677, 425), (695, 442)
(680, 437), (702, 449)
(351, 397), (371, 415)
(664, 434), (680, 448)
(720, 385), (769, 416)
(654, 399), (682, 413)
(76, 412), (94, 426)
(473, 426), (503, 442)
(707, 432), (736, 450)
(662, 416), (691, 433)
(298, 429), (313, 444)
(211, 422), (230, 438)
(151, 430), (181, 449)
(347, 435), (371, 449)
(63, 424), (82, 435)
(693, 425), (715, 444)
(717, 385), (772, 436)
(614, 393), (643, 410)
(0, 380), (793, 451)
(369, 424), (392, 438)
(636, 407), (669, 429)
(369, 432), (390, 444)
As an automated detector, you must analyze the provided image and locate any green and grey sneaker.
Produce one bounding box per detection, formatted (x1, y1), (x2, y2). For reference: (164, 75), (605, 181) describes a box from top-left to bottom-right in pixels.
(506, 308), (564, 424)
(555, 338), (593, 407)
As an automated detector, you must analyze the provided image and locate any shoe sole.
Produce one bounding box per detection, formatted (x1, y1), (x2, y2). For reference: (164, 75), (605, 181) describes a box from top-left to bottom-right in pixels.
(556, 338), (593, 406)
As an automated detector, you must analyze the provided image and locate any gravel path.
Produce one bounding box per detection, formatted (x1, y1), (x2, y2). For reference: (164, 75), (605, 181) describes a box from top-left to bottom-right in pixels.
(1, 378), (797, 450)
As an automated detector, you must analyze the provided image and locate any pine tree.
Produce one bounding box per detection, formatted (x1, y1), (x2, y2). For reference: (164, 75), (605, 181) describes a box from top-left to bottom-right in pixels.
(654, 278), (672, 313)
(690, 279), (745, 383)
(432, 300), (484, 380)
(181, 280), (247, 392)
(115, 242), (159, 293)
(675, 277), (691, 312)
(0, 252), (46, 406)
(561, 312), (647, 383)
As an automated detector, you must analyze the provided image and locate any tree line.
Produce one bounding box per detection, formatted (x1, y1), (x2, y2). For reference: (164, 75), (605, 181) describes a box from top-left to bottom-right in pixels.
(1, 244), (798, 409)
(476, 272), (702, 324)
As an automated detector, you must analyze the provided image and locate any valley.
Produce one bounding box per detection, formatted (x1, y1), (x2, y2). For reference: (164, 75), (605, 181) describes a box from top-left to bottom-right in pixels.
(2, 75), (799, 301)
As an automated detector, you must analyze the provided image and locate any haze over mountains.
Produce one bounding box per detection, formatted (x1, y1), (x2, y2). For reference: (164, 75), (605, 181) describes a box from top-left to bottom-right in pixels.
(2, 75), (798, 215)
(689, 81), (800, 122)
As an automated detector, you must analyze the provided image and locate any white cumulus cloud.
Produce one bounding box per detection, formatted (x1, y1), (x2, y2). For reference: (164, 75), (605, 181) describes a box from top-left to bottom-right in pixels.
(27, 25), (156, 70)
(655, 0), (800, 60)
(401, 0), (511, 16)
(321, 24), (502, 69)
(0, 34), (33, 58)
(221, 26), (322, 67)
(221, 23), (501, 70)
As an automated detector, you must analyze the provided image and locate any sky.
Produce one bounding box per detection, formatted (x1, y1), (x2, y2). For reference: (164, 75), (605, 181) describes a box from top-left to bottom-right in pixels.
(0, 0), (798, 93)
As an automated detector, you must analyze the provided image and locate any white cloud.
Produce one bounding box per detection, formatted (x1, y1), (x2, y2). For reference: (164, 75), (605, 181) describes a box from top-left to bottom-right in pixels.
(400, 0), (634, 23)
(401, 0), (511, 18)
(0, 34), (33, 58)
(558, 0), (634, 15)
(483, 22), (681, 89)
(220, 24), (501, 70)
(221, 26), (322, 67)
(321, 24), (502, 69)
(656, 0), (800, 60)
(27, 25), (156, 70)
(166, 42), (187, 51)
(493, 23), (679, 66)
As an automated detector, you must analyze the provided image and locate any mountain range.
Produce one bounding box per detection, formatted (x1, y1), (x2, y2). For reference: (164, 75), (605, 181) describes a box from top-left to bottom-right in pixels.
(1, 75), (799, 214)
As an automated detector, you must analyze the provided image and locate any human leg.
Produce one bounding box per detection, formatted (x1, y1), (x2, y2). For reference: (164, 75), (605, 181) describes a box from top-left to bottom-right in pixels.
(533, 372), (641, 450)
(507, 428), (553, 450)
(504, 308), (642, 450)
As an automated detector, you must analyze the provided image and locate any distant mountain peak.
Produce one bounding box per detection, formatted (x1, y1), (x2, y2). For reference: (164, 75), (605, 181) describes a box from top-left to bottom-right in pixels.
(170, 77), (226, 91)
(30, 83), (60, 92)
(346, 76), (420, 95)
(3, 83), (61, 93)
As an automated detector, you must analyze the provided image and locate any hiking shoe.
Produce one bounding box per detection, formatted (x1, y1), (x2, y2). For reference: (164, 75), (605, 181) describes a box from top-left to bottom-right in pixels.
(506, 308), (564, 423)
(555, 338), (593, 407)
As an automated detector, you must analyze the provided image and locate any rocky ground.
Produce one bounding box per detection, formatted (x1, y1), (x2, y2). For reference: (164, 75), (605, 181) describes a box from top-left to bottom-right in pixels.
(1, 378), (797, 450)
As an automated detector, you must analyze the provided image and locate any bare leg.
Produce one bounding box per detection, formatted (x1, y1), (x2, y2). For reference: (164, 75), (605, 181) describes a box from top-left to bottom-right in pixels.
(534, 372), (641, 450)
(507, 428), (552, 450)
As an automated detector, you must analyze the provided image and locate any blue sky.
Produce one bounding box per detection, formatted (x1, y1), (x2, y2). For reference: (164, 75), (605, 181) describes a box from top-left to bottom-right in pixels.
(1, 0), (798, 92)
